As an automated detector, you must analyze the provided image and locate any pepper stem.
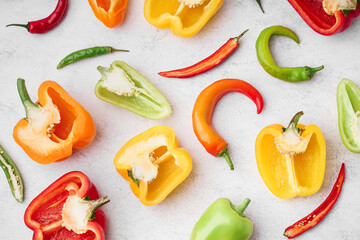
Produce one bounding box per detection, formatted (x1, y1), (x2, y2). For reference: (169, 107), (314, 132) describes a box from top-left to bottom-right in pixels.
(307, 65), (324, 79)
(6, 23), (29, 31)
(283, 111), (304, 135)
(109, 47), (130, 53)
(235, 198), (251, 215)
(219, 147), (234, 170)
(234, 29), (249, 43)
(85, 196), (110, 221)
(17, 78), (39, 119)
(256, 0), (265, 13)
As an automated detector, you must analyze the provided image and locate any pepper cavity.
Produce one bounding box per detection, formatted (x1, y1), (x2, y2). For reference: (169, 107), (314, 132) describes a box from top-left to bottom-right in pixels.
(18, 78), (61, 136)
(99, 65), (142, 97)
(323, 0), (357, 14)
(275, 112), (310, 155)
(350, 111), (360, 143)
(178, 0), (206, 8)
(62, 195), (110, 234)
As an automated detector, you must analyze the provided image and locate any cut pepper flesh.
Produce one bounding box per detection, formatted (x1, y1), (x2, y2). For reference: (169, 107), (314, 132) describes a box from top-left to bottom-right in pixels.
(114, 126), (192, 206)
(144, 0), (223, 37)
(323, 0), (357, 14)
(255, 113), (326, 199)
(24, 171), (108, 240)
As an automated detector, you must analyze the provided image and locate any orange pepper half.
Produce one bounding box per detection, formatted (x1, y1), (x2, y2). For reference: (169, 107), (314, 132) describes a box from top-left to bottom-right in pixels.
(13, 79), (96, 164)
(88, 0), (128, 28)
(114, 126), (192, 206)
(255, 112), (326, 199)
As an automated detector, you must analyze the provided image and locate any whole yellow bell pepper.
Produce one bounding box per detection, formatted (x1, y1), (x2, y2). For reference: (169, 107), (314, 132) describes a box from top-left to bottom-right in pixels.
(114, 126), (192, 206)
(144, 0), (223, 38)
(255, 112), (326, 199)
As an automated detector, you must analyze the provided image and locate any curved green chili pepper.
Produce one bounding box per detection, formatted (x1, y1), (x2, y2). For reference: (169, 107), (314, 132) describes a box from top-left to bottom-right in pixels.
(0, 145), (23, 202)
(337, 78), (360, 153)
(256, 25), (324, 82)
(57, 46), (129, 69)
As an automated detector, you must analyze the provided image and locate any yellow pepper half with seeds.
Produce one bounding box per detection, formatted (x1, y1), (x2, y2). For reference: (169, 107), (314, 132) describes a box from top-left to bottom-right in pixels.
(114, 126), (192, 206)
(144, 0), (223, 37)
(255, 112), (326, 199)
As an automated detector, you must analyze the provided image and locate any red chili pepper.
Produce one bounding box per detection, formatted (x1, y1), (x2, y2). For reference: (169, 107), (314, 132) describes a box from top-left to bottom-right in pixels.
(192, 79), (263, 170)
(7, 0), (69, 34)
(288, 0), (360, 35)
(158, 29), (249, 78)
(24, 171), (109, 240)
(284, 163), (345, 239)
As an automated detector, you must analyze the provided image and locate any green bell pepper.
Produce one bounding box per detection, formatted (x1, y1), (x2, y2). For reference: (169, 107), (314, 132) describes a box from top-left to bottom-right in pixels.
(191, 198), (253, 240)
(95, 61), (172, 120)
(337, 78), (360, 153)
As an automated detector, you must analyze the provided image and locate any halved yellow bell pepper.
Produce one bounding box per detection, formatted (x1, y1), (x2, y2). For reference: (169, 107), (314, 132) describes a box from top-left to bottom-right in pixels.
(255, 112), (326, 199)
(144, 0), (223, 38)
(114, 126), (192, 206)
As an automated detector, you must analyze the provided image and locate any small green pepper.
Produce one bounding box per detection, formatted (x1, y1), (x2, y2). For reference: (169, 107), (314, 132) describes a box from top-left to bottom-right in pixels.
(0, 145), (23, 202)
(256, 25), (324, 82)
(191, 198), (253, 240)
(57, 46), (129, 69)
(337, 78), (360, 153)
(95, 61), (172, 120)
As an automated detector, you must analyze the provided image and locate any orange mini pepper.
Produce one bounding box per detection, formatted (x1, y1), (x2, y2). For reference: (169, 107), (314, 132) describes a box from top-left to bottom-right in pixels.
(192, 79), (264, 170)
(88, 0), (128, 28)
(114, 126), (192, 206)
(13, 79), (96, 164)
(255, 112), (326, 199)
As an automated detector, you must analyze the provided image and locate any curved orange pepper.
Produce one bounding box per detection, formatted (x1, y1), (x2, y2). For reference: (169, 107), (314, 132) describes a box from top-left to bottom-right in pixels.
(13, 79), (96, 164)
(255, 112), (326, 199)
(192, 79), (264, 170)
(88, 0), (128, 28)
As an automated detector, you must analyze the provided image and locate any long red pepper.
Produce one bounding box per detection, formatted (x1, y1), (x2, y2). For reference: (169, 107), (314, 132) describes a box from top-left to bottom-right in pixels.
(284, 163), (345, 239)
(6, 0), (69, 34)
(159, 29), (249, 78)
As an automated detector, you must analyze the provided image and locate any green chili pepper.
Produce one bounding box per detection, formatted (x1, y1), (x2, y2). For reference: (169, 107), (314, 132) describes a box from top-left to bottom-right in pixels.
(256, 0), (264, 13)
(0, 145), (24, 202)
(256, 25), (324, 83)
(95, 60), (172, 120)
(191, 198), (253, 240)
(57, 46), (129, 69)
(337, 78), (360, 153)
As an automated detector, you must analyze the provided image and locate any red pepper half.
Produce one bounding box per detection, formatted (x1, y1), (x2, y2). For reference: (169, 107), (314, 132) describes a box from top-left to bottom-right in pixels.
(7, 0), (69, 34)
(284, 163), (345, 238)
(24, 171), (109, 240)
(159, 29), (248, 78)
(288, 0), (360, 35)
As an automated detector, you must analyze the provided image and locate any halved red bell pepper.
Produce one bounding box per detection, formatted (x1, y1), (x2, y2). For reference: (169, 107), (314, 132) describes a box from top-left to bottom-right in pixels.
(288, 0), (360, 35)
(24, 171), (109, 240)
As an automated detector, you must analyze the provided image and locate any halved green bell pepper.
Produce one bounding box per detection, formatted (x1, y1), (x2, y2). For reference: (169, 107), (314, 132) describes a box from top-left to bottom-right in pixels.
(191, 198), (253, 240)
(337, 78), (360, 153)
(95, 61), (172, 120)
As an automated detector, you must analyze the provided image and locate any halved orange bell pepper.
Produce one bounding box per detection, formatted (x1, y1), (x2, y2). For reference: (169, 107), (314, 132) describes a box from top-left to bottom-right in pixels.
(88, 0), (128, 28)
(114, 126), (192, 206)
(13, 79), (96, 164)
(144, 0), (223, 37)
(255, 112), (326, 199)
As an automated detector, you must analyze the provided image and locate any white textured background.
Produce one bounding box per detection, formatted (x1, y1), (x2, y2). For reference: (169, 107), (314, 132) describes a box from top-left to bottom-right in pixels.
(1, 1), (360, 239)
